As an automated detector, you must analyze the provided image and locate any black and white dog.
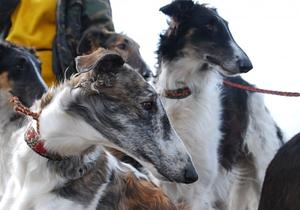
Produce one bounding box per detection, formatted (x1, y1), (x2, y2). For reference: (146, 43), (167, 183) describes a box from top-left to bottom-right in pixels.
(156, 1), (284, 209)
(258, 132), (300, 210)
(0, 41), (47, 199)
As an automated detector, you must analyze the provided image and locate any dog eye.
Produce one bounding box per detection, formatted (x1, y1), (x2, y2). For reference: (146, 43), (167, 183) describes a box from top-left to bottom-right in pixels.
(16, 64), (24, 70)
(205, 19), (218, 32)
(205, 23), (215, 31)
(141, 101), (154, 111)
(15, 58), (26, 70)
(116, 43), (127, 50)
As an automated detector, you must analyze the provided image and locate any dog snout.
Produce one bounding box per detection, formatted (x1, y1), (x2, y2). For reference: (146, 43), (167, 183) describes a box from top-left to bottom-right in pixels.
(136, 59), (152, 80)
(237, 57), (253, 73)
(141, 67), (153, 80)
(183, 159), (198, 184)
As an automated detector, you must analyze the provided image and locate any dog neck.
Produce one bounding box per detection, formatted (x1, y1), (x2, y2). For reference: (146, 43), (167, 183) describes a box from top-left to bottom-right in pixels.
(38, 87), (112, 157)
(156, 58), (222, 98)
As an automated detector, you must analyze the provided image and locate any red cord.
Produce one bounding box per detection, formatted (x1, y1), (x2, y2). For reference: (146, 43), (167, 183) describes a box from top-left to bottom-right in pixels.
(10, 96), (41, 133)
(223, 80), (300, 97)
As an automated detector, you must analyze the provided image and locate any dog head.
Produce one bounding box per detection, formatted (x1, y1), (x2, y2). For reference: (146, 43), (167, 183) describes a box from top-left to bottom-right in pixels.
(77, 27), (152, 80)
(41, 49), (197, 184)
(0, 41), (47, 107)
(158, 0), (253, 76)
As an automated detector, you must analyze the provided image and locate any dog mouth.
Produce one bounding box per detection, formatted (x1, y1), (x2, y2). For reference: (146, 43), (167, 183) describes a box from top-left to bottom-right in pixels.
(206, 55), (221, 66)
(151, 170), (174, 182)
(205, 55), (236, 75)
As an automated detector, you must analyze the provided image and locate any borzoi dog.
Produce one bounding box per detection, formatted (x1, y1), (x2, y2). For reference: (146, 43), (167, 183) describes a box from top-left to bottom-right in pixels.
(156, 1), (284, 209)
(0, 41), (47, 199)
(0, 49), (197, 209)
(258, 132), (300, 210)
(77, 27), (152, 80)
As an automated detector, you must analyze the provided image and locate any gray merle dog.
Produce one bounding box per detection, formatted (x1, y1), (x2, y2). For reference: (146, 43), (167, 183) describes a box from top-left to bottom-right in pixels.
(0, 48), (197, 209)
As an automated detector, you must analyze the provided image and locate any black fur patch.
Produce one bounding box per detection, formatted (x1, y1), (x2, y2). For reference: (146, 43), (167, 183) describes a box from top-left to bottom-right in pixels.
(157, 2), (230, 63)
(219, 76), (252, 170)
(161, 114), (172, 140)
(275, 125), (284, 145)
(0, 41), (47, 106)
(258, 132), (300, 210)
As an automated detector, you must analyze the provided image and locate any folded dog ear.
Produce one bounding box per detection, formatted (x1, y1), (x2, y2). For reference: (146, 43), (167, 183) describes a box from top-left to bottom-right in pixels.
(160, 0), (194, 21)
(77, 27), (111, 55)
(94, 52), (124, 75)
(75, 48), (124, 74)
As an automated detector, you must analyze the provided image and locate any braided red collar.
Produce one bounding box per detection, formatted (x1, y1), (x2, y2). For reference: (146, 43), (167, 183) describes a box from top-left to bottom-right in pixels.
(25, 125), (62, 161)
(9, 97), (62, 161)
(164, 87), (191, 99)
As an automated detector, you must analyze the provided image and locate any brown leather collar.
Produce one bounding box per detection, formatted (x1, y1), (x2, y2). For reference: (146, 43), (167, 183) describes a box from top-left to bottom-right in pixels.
(163, 87), (191, 99)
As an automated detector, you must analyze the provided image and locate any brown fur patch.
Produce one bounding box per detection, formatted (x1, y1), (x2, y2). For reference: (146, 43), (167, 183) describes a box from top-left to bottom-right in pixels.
(109, 36), (131, 61)
(0, 71), (11, 90)
(106, 148), (129, 160)
(100, 150), (189, 209)
(119, 172), (188, 210)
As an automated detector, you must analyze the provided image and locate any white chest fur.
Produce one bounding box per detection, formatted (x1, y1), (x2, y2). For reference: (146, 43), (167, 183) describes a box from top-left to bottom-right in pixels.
(157, 60), (224, 209)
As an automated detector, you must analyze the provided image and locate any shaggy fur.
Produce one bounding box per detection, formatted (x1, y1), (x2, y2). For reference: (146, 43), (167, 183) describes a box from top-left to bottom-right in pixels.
(77, 27), (152, 80)
(156, 1), (283, 210)
(0, 41), (47, 199)
(98, 160), (188, 210)
(258, 132), (300, 210)
(0, 49), (197, 209)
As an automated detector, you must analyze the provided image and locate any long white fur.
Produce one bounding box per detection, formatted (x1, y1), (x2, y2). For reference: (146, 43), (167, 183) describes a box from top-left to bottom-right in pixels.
(0, 91), (26, 200)
(0, 87), (121, 209)
(157, 58), (222, 210)
(156, 57), (283, 210)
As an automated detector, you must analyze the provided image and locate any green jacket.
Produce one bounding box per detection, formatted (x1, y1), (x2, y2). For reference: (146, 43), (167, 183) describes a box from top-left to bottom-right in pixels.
(0, 0), (114, 81)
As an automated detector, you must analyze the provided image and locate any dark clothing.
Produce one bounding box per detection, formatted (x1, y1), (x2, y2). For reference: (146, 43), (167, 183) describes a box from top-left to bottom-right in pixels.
(0, 0), (114, 81)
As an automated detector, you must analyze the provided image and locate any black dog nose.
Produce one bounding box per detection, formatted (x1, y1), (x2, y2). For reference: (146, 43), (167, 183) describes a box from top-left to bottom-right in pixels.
(183, 163), (198, 184)
(238, 58), (253, 73)
(141, 68), (153, 80)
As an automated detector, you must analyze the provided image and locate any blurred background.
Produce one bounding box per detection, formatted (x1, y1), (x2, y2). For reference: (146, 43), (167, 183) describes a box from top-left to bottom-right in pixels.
(110, 0), (300, 139)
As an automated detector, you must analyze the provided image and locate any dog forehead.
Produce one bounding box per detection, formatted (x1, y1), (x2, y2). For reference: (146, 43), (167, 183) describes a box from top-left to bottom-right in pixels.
(166, 5), (222, 35)
(117, 67), (142, 84)
(191, 5), (220, 23)
(116, 68), (154, 94)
